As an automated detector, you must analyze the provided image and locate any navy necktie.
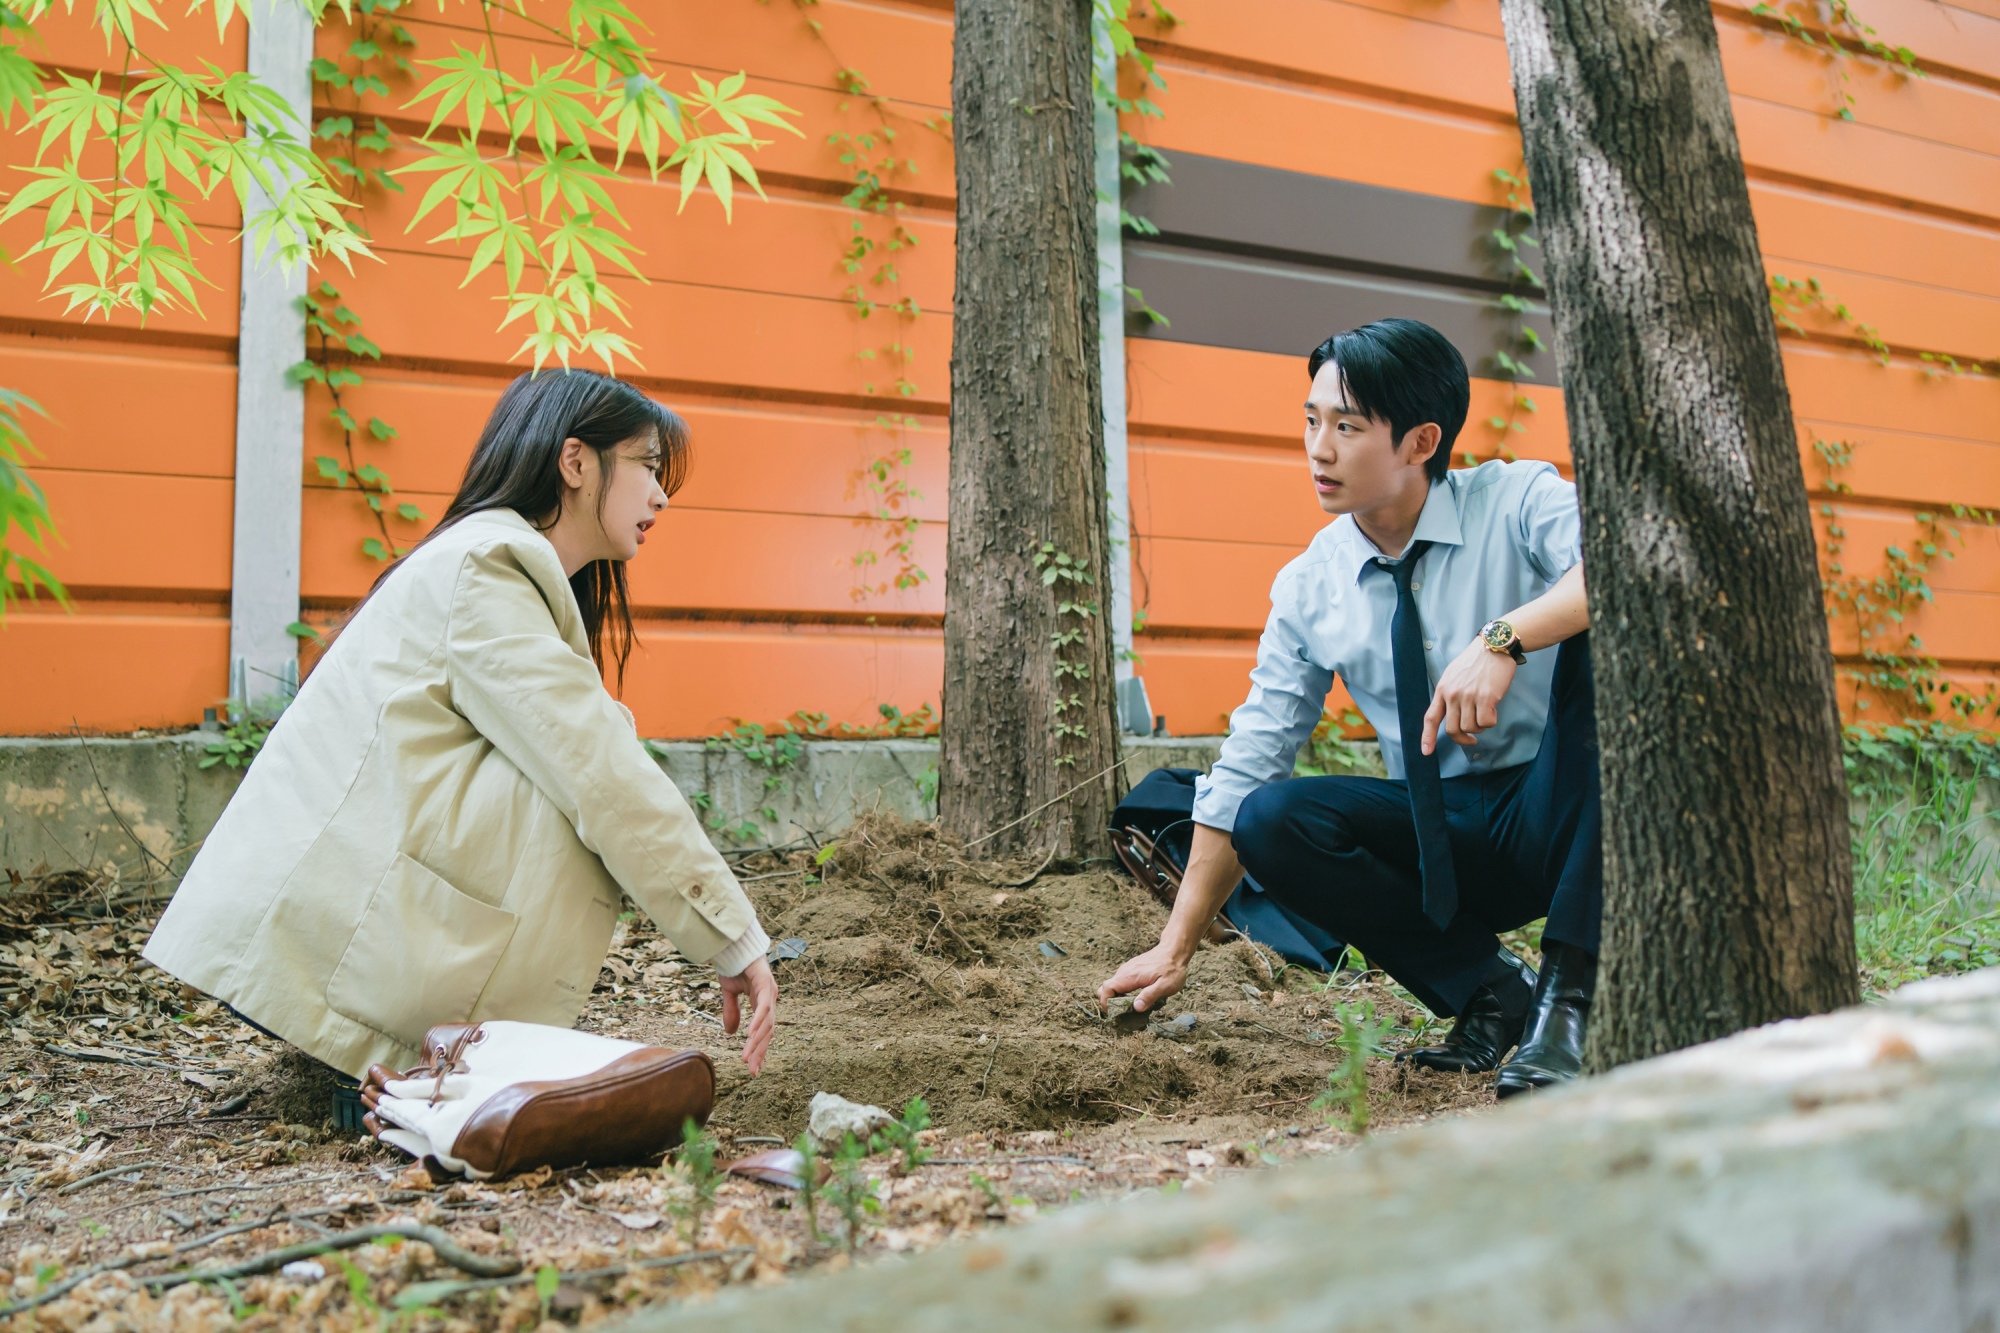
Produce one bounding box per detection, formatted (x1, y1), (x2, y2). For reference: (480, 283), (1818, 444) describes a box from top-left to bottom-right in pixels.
(1378, 541), (1459, 929)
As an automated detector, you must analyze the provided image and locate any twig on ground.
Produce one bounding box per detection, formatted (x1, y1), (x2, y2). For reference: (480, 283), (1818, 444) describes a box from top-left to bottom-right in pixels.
(55, 1159), (169, 1195)
(97, 1039), (198, 1062)
(394, 1245), (753, 1307)
(89, 1040), (236, 1076)
(979, 1039), (1001, 1098)
(39, 1043), (185, 1074)
(997, 846), (1058, 889)
(914, 962), (962, 1005)
(914, 894), (979, 958)
(0, 1203), (362, 1317)
(168, 1204), (358, 1256)
(91, 1112), (272, 1133)
(962, 757), (1131, 851)
(107, 1171), (349, 1214)
(924, 1155), (1090, 1168)
(1246, 1094), (1318, 1112)
(1086, 1099), (1182, 1120)
(1, 1254), (143, 1317)
(0, 1134), (85, 1154)
(1215, 929), (1279, 983)
(143, 1223), (522, 1291)
(724, 837), (817, 862)
(1242, 1020), (1332, 1051)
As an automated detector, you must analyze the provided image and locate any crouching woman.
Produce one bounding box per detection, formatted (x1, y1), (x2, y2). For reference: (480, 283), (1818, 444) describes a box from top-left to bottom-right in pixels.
(144, 370), (777, 1084)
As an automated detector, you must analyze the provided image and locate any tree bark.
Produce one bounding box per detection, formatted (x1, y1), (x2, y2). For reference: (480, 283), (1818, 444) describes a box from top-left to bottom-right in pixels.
(1496, 0), (1859, 1068)
(940, 0), (1120, 856)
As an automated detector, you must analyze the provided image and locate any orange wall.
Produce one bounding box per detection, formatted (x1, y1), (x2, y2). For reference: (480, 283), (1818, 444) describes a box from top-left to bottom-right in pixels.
(1119, 0), (2000, 733)
(3, 0), (1997, 737)
(0, 10), (245, 733)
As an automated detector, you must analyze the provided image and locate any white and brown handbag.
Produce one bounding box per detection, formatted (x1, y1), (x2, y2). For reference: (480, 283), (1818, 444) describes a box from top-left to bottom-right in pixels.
(360, 1021), (714, 1180)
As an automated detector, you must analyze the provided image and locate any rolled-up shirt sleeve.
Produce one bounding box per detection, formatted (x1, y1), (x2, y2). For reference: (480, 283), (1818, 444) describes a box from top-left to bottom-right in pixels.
(1192, 568), (1333, 833)
(1516, 464), (1583, 582)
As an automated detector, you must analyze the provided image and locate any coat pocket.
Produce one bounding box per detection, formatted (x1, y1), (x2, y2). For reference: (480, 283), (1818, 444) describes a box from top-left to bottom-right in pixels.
(326, 853), (520, 1044)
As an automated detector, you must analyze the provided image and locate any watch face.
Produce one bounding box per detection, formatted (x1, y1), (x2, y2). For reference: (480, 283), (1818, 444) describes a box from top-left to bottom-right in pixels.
(1483, 620), (1513, 651)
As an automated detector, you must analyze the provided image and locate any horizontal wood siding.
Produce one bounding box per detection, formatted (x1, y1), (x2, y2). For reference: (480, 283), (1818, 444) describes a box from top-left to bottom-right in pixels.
(2, 0), (1995, 739)
(0, 16), (245, 733)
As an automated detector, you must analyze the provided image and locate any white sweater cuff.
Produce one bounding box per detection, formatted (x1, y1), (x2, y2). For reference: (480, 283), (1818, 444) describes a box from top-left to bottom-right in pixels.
(708, 921), (771, 978)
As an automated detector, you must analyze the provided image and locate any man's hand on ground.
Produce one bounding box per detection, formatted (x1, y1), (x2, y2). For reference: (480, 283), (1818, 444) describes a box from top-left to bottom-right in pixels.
(1096, 941), (1191, 1014)
(719, 957), (778, 1075)
(1423, 638), (1518, 753)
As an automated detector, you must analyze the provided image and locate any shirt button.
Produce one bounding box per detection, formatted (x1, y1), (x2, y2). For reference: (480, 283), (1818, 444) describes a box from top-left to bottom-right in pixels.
(1411, 579), (1423, 591)
(1424, 639), (1436, 652)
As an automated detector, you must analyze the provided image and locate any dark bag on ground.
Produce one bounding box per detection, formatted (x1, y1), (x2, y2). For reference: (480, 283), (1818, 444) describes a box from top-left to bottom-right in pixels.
(1110, 767), (1347, 972)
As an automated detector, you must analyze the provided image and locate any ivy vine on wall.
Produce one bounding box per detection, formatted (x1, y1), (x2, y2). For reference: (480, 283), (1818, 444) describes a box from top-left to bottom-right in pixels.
(1097, 0), (1176, 328)
(1814, 438), (2000, 722)
(776, 0), (1173, 610)
(777, 0), (940, 602)
(1748, 0), (1921, 120)
(295, 0), (418, 575)
(1465, 160), (1546, 467)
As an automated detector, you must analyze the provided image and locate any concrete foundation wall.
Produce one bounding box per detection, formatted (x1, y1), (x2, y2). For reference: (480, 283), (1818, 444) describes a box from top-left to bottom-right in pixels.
(3, 732), (1988, 904)
(627, 968), (2000, 1333)
(0, 734), (242, 887)
(0, 734), (1235, 886)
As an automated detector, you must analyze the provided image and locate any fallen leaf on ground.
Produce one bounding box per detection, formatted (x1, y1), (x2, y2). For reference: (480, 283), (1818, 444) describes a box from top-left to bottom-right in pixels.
(610, 1211), (662, 1230)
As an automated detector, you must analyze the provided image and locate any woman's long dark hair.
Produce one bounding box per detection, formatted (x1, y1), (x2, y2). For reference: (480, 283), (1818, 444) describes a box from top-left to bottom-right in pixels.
(355, 369), (689, 689)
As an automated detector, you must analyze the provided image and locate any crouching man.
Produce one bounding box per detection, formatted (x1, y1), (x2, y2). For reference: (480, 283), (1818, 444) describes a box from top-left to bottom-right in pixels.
(1098, 317), (1602, 1095)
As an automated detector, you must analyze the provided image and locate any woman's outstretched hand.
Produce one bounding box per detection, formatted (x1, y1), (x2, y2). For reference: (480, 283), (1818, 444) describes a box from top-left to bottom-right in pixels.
(719, 957), (778, 1075)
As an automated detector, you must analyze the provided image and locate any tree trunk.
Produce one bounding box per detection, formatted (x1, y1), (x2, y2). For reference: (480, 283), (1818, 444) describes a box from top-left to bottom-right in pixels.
(1496, 0), (1859, 1068)
(940, 0), (1120, 857)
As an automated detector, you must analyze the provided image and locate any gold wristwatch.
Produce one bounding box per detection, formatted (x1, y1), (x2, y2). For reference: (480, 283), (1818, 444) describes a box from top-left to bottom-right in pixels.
(1480, 618), (1527, 665)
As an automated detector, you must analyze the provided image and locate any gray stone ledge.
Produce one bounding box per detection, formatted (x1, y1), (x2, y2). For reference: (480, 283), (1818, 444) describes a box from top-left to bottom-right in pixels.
(4, 731), (1987, 900)
(0, 733), (1236, 886)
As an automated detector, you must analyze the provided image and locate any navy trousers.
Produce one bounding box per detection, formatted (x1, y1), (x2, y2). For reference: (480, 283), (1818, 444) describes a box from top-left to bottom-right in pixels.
(1232, 634), (1602, 1018)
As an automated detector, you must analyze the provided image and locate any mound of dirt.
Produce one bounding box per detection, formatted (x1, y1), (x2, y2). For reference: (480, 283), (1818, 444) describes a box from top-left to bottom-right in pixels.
(231, 1047), (351, 1133)
(615, 817), (1462, 1139)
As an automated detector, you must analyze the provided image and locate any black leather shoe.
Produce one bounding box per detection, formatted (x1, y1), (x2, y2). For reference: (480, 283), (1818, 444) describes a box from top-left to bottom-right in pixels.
(1399, 951), (1537, 1073)
(1494, 941), (1597, 1098)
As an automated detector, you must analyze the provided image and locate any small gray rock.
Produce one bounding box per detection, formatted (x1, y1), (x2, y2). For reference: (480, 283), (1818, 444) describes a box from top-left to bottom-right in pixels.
(1111, 1003), (1151, 1034)
(806, 1092), (895, 1149)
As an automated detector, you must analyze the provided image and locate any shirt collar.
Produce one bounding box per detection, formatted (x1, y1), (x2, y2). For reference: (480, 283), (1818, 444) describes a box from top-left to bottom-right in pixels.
(1340, 478), (1466, 585)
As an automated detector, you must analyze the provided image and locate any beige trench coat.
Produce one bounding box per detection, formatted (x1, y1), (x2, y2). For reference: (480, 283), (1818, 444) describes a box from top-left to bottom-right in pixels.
(144, 508), (764, 1077)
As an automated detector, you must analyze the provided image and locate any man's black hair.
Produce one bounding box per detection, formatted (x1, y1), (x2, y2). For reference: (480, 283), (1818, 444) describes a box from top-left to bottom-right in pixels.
(1307, 318), (1470, 482)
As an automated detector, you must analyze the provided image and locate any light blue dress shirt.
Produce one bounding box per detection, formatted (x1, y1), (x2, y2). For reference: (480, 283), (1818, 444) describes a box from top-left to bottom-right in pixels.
(1192, 460), (1583, 833)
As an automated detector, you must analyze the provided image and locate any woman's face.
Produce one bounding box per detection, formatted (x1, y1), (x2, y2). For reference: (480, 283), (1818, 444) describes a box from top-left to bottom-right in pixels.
(590, 432), (670, 562)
